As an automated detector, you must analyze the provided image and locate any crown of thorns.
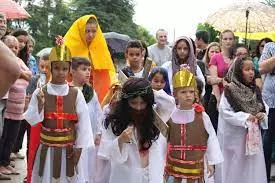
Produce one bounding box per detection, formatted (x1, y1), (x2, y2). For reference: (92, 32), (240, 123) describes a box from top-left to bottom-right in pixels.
(120, 85), (152, 99)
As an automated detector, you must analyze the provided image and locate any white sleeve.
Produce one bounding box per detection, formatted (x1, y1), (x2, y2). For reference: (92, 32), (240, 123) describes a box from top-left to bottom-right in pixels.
(75, 89), (94, 148)
(154, 89), (176, 122)
(23, 88), (44, 126)
(218, 94), (250, 128)
(260, 101), (269, 130)
(88, 91), (104, 135)
(148, 141), (164, 183)
(196, 66), (206, 96)
(203, 112), (224, 165)
(98, 127), (128, 164)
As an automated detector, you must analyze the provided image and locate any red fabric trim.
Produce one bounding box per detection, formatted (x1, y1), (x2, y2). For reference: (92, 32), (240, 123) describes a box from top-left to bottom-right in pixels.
(44, 113), (78, 121)
(167, 154), (204, 164)
(56, 96), (63, 129)
(180, 124), (184, 159)
(41, 126), (73, 132)
(169, 144), (207, 151)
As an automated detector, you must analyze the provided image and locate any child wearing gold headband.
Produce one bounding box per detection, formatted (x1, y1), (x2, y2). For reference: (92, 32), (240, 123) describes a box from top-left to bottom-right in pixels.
(164, 67), (223, 183)
(24, 37), (94, 183)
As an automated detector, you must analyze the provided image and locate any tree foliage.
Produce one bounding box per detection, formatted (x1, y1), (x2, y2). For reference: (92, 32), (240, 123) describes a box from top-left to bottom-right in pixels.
(196, 22), (220, 42)
(16, 0), (154, 53)
(136, 26), (156, 46)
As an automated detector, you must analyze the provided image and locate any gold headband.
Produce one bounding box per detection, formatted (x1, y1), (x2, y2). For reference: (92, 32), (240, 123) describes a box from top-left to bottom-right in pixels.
(49, 36), (72, 63)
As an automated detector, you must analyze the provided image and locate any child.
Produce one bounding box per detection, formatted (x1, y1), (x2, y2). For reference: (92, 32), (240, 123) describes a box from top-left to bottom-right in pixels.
(0, 35), (31, 176)
(216, 57), (267, 183)
(148, 66), (171, 95)
(70, 56), (103, 182)
(162, 36), (205, 93)
(65, 15), (116, 103)
(121, 40), (144, 78)
(98, 77), (175, 183)
(26, 52), (51, 183)
(24, 37), (94, 182)
(164, 67), (223, 183)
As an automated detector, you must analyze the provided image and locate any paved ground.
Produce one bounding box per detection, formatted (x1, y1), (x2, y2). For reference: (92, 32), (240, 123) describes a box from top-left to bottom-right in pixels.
(1, 135), (275, 183)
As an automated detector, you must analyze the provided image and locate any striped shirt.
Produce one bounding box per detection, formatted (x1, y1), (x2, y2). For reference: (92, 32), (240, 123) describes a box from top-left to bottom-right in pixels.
(4, 58), (30, 120)
(260, 42), (275, 108)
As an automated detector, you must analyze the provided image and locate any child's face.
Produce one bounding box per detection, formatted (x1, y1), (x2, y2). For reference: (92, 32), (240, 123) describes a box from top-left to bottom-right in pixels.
(175, 86), (195, 107)
(125, 48), (143, 68)
(5, 38), (19, 56)
(72, 64), (91, 85)
(176, 40), (189, 63)
(16, 35), (28, 51)
(128, 96), (147, 111)
(85, 23), (97, 45)
(39, 59), (50, 74)
(51, 61), (70, 84)
(242, 60), (255, 84)
(151, 72), (166, 91)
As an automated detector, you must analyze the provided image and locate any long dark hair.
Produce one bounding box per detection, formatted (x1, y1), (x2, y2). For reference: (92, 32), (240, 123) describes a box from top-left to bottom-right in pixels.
(12, 29), (29, 64)
(255, 38), (272, 58)
(148, 67), (171, 95)
(104, 77), (159, 151)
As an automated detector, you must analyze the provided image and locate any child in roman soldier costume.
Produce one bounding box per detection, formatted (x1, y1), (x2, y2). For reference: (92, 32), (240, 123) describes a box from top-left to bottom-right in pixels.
(164, 67), (223, 183)
(24, 36), (94, 183)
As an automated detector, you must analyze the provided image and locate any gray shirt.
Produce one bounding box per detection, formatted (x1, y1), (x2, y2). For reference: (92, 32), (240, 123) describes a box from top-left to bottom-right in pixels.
(260, 42), (275, 108)
(148, 43), (172, 66)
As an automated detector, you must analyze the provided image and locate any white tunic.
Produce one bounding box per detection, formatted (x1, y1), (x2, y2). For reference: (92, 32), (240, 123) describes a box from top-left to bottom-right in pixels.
(24, 83), (94, 183)
(161, 61), (206, 96)
(165, 108), (224, 183)
(215, 94), (268, 183)
(98, 90), (175, 183)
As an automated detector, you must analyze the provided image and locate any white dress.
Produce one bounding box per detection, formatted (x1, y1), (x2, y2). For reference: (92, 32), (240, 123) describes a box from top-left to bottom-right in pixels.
(161, 61), (206, 95)
(24, 83), (94, 183)
(98, 89), (175, 183)
(165, 108), (224, 183)
(215, 94), (268, 183)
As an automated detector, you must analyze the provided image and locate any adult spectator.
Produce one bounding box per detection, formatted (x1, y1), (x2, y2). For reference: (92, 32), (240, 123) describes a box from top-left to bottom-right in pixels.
(148, 29), (172, 66)
(260, 42), (275, 182)
(195, 30), (209, 60)
(0, 13), (7, 39)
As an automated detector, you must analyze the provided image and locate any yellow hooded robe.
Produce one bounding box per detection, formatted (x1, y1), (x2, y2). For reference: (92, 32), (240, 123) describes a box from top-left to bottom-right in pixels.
(64, 15), (116, 102)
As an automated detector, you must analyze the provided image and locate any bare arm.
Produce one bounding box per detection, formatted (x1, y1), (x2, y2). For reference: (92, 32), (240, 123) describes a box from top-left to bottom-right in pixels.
(259, 56), (275, 74)
(20, 70), (32, 81)
(0, 41), (21, 97)
(209, 65), (221, 102)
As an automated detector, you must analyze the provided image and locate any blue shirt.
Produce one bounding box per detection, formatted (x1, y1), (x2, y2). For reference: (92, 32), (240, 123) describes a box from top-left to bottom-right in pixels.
(260, 42), (275, 108)
(28, 55), (39, 76)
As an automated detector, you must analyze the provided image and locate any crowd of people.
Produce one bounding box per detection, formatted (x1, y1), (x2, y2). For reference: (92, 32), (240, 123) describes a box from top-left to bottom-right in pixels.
(0, 11), (275, 183)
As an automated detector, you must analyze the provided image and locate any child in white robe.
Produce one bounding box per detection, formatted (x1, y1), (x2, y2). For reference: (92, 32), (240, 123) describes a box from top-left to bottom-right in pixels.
(24, 39), (94, 183)
(215, 57), (268, 183)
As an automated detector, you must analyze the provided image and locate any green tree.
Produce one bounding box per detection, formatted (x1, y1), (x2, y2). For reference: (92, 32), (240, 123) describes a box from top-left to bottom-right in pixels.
(24, 0), (73, 53)
(196, 22), (220, 42)
(136, 25), (156, 46)
(71, 0), (137, 37)
(265, 0), (275, 7)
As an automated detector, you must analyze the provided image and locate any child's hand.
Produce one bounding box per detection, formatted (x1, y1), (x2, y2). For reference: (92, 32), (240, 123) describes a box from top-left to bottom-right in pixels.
(94, 134), (102, 146)
(247, 114), (257, 122)
(207, 164), (215, 178)
(118, 125), (134, 144)
(37, 90), (45, 113)
(256, 112), (265, 122)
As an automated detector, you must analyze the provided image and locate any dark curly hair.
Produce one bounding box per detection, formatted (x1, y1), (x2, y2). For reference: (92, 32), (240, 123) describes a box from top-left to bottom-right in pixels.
(104, 77), (159, 151)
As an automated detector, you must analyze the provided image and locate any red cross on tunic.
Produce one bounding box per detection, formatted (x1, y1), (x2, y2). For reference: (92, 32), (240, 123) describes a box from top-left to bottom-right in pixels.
(168, 124), (207, 160)
(44, 96), (78, 129)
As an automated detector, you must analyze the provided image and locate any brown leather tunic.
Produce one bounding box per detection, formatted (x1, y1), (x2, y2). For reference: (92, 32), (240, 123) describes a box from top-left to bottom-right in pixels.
(165, 111), (208, 183)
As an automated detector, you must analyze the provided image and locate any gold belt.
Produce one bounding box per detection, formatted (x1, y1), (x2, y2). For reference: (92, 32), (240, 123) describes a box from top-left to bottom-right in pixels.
(167, 164), (201, 174)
